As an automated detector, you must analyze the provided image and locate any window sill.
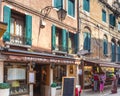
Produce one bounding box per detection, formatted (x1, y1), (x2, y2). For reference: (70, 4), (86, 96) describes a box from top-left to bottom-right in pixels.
(5, 42), (31, 48)
(52, 50), (67, 55)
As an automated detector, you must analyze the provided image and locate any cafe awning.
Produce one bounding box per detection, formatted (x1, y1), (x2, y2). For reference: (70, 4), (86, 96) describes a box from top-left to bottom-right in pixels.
(0, 22), (7, 38)
(0, 48), (80, 65)
(83, 59), (120, 68)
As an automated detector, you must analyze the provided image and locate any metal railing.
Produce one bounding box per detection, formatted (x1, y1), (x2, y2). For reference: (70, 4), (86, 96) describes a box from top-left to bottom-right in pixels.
(54, 45), (76, 54)
(10, 35), (25, 45)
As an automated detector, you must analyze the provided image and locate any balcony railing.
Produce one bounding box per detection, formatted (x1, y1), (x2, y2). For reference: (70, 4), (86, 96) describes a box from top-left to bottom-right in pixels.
(10, 35), (25, 45)
(55, 45), (76, 54)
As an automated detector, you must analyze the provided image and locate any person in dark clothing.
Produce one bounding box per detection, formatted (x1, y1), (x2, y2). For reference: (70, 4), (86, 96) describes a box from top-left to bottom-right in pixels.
(93, 71), (99, 91)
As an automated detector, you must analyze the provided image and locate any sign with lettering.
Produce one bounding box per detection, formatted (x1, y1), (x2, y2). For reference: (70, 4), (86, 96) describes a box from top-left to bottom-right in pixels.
(62, 77), (75, 96)
(28, 71), (36, 84)
(9, 56), (80, 64)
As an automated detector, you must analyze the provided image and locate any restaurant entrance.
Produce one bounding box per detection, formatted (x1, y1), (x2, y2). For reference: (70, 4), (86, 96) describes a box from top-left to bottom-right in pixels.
(34, 64), (49, 96)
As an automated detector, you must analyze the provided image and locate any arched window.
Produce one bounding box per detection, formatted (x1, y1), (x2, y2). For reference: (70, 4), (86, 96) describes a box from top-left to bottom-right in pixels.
(111, 38), (116, 62)
(83, 27), (91, 51)
(103, 35), (108, 55)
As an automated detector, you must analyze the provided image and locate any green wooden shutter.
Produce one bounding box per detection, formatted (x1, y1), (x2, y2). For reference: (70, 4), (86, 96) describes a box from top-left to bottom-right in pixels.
(87, 33), (91, 51)
(113, 15), (116, 26)
(109, 14), (116, 26)
(52, 25), (56, 50)
(103, 39), (108, 55)
(83, 32), (87, 50)
(62, 29), (67, 51)
(74, 33), (79, 53)
(111, 43), (116, 62)
(66, 31), (69, 52)
(3, 6), (11, 41)
(118, 46), (120, 62)
(25, 15), (32, 45)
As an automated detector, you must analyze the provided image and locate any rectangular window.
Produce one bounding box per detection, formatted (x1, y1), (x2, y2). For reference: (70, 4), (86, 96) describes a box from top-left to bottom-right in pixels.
(102, 10), (106, 22)
(109, 14), (116, 26)
(52, 25), (67, 51)
(54, 0), (63, 9)
(4, 63), (29, 95)
(10, 12), (25, 44)
(118, 22), (120, 31)
(68, 0), (75, 17)
(56, 28), (62, 50)
(53, 65), (66, 87)
(83, 0), (90, 12)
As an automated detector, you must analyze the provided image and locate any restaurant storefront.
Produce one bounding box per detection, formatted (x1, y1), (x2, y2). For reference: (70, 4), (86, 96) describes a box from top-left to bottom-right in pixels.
(80, 59), (120, 89)
(0, 48), (80, 96)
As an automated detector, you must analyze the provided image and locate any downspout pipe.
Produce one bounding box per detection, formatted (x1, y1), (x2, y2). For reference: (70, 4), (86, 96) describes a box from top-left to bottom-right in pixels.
(76, 0), (80, 85)
(77, 0), (80, 52)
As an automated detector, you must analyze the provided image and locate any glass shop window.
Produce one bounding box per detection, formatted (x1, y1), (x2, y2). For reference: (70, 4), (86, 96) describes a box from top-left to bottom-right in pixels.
(4, 63), (29, 96)
(53, 65), (66, 88)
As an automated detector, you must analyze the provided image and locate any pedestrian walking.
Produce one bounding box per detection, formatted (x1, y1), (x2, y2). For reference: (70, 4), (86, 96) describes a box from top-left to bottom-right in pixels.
(115, 70), (120, 86)
(99, 72), (106, 93)
(93, 71), (99, 92)
(111, 74), (117, 94)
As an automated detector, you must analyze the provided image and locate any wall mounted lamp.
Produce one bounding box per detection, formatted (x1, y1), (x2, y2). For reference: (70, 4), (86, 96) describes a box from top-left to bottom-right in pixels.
(40, 6), (67, 28)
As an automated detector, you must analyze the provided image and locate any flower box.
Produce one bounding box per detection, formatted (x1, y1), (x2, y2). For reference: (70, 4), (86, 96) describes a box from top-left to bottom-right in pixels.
(51, 82), (57, 96)
(0, 83), (10, 96)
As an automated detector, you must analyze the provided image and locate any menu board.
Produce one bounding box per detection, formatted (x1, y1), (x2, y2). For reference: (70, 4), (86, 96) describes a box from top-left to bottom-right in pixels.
(62, 77), (75, 96)
(28, 71), (36, 84)
(8, 68), (26, 80)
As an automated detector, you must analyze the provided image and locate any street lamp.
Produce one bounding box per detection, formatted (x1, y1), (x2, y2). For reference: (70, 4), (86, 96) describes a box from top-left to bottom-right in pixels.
(57, 8), (67, 21)
(40, 6), (67, 28)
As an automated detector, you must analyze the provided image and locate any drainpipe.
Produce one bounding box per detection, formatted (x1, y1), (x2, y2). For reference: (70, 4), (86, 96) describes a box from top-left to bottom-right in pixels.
(77, 0), (80, 51)
(76, 0), (80, 85)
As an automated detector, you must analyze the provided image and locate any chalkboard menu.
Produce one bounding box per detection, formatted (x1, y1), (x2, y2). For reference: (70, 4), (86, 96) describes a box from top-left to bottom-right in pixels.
(62, 77), (75, 96)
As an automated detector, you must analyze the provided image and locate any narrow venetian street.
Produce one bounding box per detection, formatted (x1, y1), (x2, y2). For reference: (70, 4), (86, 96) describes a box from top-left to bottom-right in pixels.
(81, 86), (120, 96)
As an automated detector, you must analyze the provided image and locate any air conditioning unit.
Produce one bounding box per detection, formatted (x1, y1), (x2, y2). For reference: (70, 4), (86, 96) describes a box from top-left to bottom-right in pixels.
(40, 19), (46, 28)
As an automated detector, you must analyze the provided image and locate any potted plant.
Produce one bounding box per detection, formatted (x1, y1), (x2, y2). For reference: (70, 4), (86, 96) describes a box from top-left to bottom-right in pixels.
(51, 82), (57, 96)
(0, 83), (10, 96)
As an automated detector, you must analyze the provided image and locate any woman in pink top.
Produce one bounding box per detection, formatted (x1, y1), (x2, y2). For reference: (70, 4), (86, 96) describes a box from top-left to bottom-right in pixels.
(99, 72), (106, 93)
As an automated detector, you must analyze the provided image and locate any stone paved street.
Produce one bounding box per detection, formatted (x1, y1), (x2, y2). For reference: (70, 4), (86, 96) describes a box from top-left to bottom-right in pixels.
(81, 86), (120, 96)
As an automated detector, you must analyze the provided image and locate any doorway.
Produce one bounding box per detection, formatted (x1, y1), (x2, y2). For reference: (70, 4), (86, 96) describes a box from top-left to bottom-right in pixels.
(33, 64), (49, 96)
